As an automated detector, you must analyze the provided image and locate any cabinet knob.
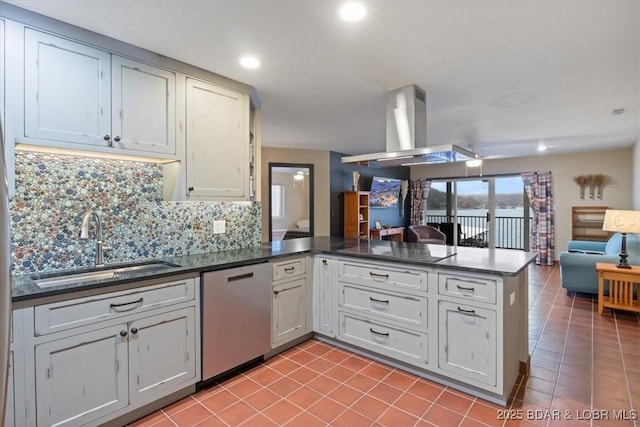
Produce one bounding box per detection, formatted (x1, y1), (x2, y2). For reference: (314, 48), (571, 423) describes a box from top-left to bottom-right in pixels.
(119, 330), (128, 337)
(130, 327), (138, 335)
(114, 136), (121, 142)
(103, 134), (111, 141)
(322, 259), (328, 265)
(188, 187), (194, 192)
(273, 290), (279, 295)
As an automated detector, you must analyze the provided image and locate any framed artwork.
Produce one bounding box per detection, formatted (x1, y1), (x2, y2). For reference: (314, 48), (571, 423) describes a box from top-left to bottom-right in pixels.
(374, 220), (382, 230)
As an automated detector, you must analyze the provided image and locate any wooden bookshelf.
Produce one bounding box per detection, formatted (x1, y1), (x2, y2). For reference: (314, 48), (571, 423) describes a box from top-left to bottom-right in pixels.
(344, 191), (370, 239)
(572, 206), (610, 241)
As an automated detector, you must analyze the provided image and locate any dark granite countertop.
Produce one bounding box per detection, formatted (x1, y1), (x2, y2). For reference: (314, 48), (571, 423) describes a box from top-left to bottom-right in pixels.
(11, 236), (537, 302)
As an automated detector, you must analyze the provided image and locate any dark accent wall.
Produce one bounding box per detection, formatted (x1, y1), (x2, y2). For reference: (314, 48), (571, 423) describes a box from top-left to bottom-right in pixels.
(329, 151), (411, 237)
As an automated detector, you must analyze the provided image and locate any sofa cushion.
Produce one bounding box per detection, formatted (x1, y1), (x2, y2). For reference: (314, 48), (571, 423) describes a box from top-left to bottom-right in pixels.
(605, 232), (640, 259)
(605, 232), (624, 255)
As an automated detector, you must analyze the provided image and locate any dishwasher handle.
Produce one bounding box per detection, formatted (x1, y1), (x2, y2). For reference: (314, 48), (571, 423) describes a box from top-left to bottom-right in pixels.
(227, 272), (254, 282)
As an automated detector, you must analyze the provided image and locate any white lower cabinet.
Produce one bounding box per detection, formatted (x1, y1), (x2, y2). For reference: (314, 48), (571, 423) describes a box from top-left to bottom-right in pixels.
(272, 278), (306, 347)
(313, 257), (335, 336)
(271, 257), (312, 348)
(334, 258), (430, 368)
(35, 324), (129, 427)
(438, 300), (497, 386)
(5, 350), (14, 427)
(314, 256), (519, 404)
(17, 276), (199, 427)
(128, 307), (196, 405)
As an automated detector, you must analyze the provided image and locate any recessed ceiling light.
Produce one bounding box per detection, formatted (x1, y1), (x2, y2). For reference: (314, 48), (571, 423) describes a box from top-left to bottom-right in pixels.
(339, 2), (366, 22)
(239, 56), (261, 69)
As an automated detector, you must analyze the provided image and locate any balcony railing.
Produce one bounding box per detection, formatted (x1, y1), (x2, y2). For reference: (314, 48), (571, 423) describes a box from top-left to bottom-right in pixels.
(425, 215), (531, 250)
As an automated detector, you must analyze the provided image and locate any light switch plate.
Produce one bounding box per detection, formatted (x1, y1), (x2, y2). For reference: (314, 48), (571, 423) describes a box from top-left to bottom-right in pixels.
(213, 220), (226, 234)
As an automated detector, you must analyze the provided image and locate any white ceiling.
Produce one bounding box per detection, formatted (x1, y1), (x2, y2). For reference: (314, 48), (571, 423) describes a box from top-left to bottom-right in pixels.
(7, 0), (639, 160)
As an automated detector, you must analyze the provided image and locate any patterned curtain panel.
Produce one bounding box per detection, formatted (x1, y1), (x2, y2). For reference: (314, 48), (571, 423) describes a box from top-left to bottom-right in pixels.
(410, 179), (431, 225)
(522, 171), (555, 265)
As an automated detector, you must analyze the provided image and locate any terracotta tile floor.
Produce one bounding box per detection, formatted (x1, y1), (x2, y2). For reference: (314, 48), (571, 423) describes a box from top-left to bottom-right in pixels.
(130, 264), (639, 426)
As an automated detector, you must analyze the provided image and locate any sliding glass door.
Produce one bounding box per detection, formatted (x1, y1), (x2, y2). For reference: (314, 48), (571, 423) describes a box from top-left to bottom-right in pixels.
(425, 175), (529, 250)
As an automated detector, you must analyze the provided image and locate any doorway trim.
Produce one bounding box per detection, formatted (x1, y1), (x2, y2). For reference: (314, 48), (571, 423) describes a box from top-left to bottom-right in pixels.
(268, 163), (314, 241)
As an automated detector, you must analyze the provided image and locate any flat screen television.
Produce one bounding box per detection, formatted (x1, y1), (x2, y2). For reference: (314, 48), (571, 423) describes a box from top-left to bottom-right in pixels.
(369, 176), (401, 208)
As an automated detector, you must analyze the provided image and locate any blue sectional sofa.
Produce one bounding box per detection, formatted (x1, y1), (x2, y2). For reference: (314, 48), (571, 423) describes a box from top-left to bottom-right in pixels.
(559, 232), (640, 295)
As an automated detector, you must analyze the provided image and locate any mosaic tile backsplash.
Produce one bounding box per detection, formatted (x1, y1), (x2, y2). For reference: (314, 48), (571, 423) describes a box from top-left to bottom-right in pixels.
(10, 151), (261, 275)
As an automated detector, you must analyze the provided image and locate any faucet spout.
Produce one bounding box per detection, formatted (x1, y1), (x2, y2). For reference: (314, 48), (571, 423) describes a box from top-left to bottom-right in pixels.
(79, 211), (105, 266)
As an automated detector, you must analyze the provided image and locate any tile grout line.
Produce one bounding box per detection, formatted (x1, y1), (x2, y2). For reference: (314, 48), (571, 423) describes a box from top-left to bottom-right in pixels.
(611, 309), (637, 427)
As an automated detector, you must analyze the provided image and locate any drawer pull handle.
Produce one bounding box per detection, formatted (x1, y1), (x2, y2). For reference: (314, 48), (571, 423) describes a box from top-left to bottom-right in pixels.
(110, 297), (144, 310)
(228, 272), (254, 282)
(453, 279), (487, 286)
(457, 307), (476, 315)
(456, 285), (475, 293)
(369, 328), (390, 337)
(369, 297), (389, 305)
(369, 272), (390, 280)
(284, 267), (295, 273)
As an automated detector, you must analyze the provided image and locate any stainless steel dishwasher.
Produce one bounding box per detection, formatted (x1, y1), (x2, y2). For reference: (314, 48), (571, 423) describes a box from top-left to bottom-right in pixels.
(201, 262), (271, 381)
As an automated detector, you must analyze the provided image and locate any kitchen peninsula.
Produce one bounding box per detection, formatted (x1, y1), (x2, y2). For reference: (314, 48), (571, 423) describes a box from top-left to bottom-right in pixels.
(10, 237), (535, 426)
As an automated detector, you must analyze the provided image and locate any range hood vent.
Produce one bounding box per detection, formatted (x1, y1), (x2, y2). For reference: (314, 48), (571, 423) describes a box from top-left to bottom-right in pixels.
(342, 85), (477, 167)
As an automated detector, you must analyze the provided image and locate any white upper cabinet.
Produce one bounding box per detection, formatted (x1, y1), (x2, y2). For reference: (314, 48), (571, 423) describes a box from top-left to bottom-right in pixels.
(24, 28), (111, 146)
(111, 56), (176, 155)
(23, 28), (176, 157)
(186, 78), (249, 199)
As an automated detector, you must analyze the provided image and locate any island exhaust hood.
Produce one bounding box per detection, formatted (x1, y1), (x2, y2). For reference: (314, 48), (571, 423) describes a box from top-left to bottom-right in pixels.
(341, 85), (477, 167)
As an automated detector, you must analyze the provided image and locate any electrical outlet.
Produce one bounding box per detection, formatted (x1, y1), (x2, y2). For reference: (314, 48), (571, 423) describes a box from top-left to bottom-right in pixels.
(213, 220), (226, 234)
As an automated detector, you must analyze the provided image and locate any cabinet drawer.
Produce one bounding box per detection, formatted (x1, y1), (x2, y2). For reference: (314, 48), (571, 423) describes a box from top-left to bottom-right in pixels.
(338, 312), (427, 365)
(438, 272), (497, 304)
(338, 260), (427, 291)
(272, 258), (306, 281)
(34, 278), (196, 336)
(339, 283), (427, 328)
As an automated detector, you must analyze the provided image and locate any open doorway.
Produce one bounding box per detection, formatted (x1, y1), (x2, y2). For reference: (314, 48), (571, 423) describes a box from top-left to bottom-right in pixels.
(268, 163), (314, 241)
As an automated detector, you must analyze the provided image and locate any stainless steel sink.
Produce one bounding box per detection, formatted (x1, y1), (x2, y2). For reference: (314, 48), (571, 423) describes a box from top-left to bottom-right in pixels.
(33, 261), (181, 288)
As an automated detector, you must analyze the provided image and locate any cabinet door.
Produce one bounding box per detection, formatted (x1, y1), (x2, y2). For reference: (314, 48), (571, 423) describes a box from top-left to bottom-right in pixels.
(111, 56), (176, 155)
(128, 307), (196, 405)
(314, 257), (335, 335)
(186, 78), (249, 199)
(35, 325), (128, 427)
(24, 28), (111, 146)
(4, 350), (14, 427)
(272, 278), (306, 346)
(438, 300), (496, 386)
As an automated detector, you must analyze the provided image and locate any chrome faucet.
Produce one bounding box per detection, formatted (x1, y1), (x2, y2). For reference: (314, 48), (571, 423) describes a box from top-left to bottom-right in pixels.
(79, 211), (107, 267)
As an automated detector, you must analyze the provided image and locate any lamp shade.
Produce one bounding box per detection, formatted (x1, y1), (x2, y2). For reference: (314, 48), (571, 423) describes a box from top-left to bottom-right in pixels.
(602, 209), (640, 233)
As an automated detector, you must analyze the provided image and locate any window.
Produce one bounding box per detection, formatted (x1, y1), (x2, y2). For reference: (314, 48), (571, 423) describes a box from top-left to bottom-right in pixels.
(271, 184), (285, 219)
(424, 175), (530, 250)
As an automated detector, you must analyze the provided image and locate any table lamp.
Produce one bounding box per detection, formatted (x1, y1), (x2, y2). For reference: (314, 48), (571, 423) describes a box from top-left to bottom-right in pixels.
(602, 209), (640, 268)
